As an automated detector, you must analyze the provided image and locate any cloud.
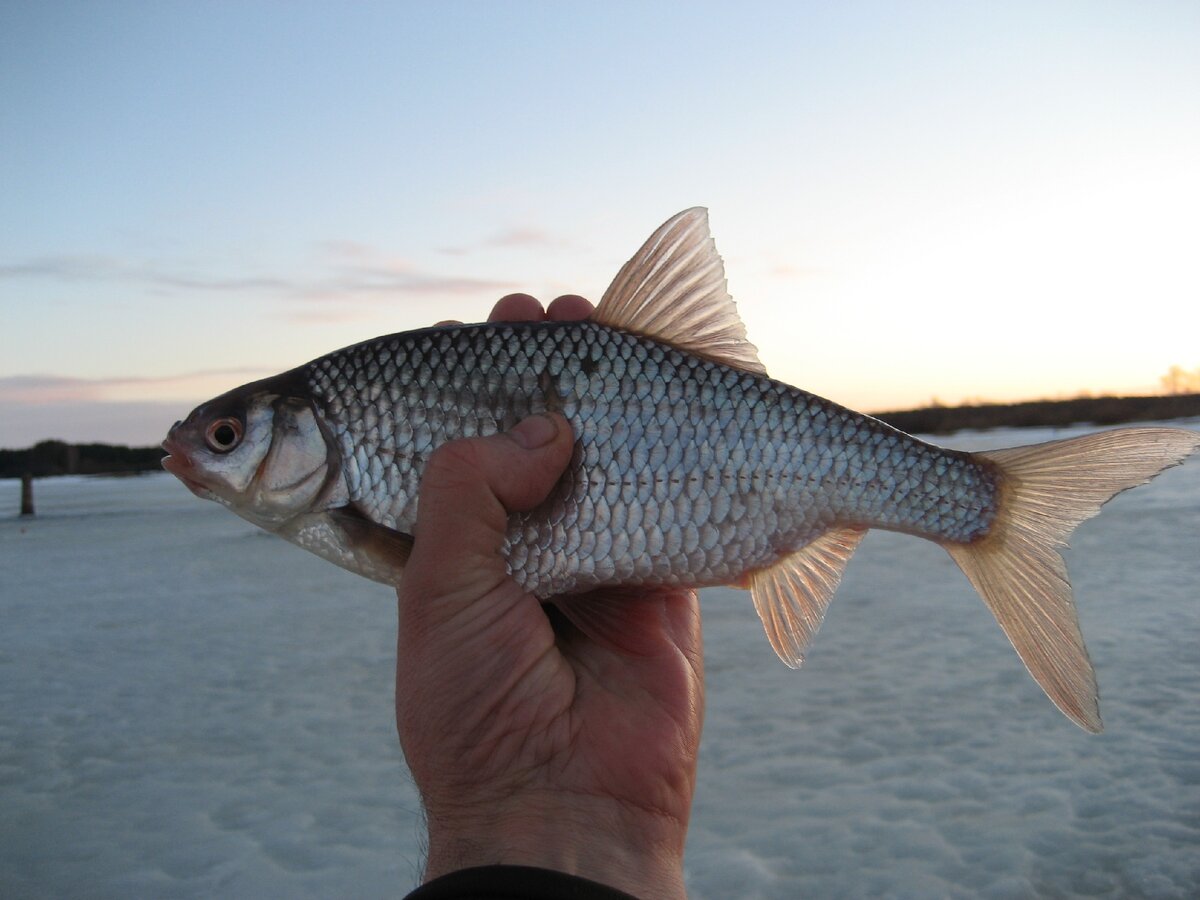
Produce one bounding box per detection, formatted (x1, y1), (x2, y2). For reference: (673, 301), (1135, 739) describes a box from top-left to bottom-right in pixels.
(0, 375), (107, 405)
(439, 225), (568, 256)
(485, 226), (560, 249)
(0, 369), (270, 406)
(314, 239), (377, 261)
(296, 266), (512, 300)
(0, 369), (284, 446)
(0, 254), (293, 293)
(150, 273), (296, 293)
(0, 251), (514, 304)
(0, 399), (190, 447)
(0, 255), (126, 281)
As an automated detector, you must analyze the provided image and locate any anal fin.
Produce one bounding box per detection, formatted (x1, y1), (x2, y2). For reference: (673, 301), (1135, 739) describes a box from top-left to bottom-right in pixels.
(748, 527), (866, 667)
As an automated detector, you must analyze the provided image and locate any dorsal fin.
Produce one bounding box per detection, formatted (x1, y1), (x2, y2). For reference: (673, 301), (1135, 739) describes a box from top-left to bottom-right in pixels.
(748, 527), (866, 666)
(593, 208), (767, 375)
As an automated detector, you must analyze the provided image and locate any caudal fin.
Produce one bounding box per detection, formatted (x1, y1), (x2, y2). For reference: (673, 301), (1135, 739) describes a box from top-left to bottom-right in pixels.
(945, 427), (1200, 732)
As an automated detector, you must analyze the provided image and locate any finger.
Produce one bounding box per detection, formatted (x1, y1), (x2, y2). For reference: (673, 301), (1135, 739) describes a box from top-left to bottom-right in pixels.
(547, 294), (593, 321)
(400, 413), (575, 624)
(488, 293), (545, 323)
(553, 585), (700, 660)
(433, 319), (462, 327)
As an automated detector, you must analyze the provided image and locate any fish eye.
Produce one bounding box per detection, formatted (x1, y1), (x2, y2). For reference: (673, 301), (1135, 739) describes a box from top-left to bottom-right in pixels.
(205, 418), (243, 453)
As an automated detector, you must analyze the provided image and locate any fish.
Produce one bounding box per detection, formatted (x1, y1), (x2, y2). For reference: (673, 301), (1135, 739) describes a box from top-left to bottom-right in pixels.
(162, 207), (1200, 732)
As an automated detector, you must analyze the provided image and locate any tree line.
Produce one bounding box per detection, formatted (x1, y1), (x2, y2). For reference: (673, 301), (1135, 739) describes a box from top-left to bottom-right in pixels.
(877, 393), (1200, 436)
(0, 441), (167, 478)
(3, 392), (1198, 478)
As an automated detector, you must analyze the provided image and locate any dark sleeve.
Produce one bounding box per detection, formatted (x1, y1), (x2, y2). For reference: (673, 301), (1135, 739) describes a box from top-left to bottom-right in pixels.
(402, 865), (642, 900)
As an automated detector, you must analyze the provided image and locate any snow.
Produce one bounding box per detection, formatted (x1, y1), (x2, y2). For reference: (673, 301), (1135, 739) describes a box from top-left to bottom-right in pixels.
(2, 422), (1198, 898)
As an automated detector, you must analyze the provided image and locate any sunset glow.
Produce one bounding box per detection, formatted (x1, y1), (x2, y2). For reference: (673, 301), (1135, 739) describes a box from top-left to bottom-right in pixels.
(2, 2), (1197, 445)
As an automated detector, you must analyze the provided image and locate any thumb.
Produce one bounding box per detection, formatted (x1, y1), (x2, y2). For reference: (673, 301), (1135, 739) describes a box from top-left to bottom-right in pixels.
(399, 412), (575, 625)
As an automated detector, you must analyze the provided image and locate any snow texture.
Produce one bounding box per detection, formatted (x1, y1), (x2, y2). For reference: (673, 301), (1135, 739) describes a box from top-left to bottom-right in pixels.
(2, 422), (1198, 899)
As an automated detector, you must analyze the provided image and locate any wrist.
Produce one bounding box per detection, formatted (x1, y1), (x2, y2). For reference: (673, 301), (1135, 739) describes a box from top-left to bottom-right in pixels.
(422, 791), (689, 900)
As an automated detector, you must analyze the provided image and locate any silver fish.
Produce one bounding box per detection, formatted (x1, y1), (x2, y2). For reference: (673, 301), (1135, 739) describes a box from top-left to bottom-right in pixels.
(163, 208), (1199, 731)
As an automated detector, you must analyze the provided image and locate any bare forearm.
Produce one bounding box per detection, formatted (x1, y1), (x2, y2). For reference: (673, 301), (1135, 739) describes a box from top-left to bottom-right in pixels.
(422, 795), (689, 900)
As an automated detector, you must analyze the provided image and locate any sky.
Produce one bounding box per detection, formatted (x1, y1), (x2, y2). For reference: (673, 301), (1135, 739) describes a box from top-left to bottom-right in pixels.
(2, 1), (1198, 447)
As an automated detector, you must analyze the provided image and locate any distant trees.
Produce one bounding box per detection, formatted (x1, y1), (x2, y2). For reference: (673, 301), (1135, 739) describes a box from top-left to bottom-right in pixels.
(0, 441), (166, 478)
(878, 395), (1200, 435)
(1161, 365), (1200, 395)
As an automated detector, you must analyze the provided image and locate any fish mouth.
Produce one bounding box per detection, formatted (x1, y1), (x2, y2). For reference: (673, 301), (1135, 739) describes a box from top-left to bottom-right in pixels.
(161, 437), (217, 501)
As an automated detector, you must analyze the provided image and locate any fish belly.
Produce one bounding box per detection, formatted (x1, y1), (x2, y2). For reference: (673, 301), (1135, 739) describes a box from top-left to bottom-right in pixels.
(304, 321), (1000, 596)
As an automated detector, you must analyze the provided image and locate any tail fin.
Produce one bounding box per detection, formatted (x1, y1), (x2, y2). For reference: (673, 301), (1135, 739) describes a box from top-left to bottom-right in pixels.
(944, 427), (1200, 732)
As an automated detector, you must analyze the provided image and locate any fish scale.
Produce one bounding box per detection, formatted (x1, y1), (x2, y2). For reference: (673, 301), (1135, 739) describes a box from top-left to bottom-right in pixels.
(303, 319), (998, 597)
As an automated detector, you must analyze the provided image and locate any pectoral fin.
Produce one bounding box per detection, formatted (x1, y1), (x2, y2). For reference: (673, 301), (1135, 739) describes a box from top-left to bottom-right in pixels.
(327, 507), (412, 583)
(748, 527), (866, 667)
(277, 507), (412, 586)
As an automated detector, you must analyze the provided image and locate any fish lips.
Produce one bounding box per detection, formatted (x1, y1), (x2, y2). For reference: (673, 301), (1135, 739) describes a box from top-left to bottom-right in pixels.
(161, 437), (218, 501)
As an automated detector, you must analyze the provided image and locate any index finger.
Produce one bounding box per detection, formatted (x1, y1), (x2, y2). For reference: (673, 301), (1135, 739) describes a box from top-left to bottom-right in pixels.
(488, 293), (545, 323)
(547, 294), (593, 321)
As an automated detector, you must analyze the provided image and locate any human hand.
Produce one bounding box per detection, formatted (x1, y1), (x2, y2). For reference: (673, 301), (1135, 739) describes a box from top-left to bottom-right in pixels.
(396, 294), (704, 900)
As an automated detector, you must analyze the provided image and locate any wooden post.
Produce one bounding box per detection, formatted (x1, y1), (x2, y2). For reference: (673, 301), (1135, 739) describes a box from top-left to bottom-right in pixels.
(20, 473), (34, 516)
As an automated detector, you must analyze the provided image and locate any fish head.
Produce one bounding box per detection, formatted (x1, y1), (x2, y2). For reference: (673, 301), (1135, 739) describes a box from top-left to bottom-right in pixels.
(162, 380), (348, 530)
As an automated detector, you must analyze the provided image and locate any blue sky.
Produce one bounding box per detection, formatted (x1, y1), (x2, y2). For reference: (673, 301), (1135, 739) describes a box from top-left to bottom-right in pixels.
(2, 1), (1198, 445)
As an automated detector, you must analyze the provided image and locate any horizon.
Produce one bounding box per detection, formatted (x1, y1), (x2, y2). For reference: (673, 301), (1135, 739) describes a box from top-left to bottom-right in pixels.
(6, 388), (1199, 453)
(3, 3), (1198, 446)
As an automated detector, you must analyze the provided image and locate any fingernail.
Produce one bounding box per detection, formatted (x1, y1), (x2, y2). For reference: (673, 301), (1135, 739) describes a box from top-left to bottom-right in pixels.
(510, 414), (559, 449)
